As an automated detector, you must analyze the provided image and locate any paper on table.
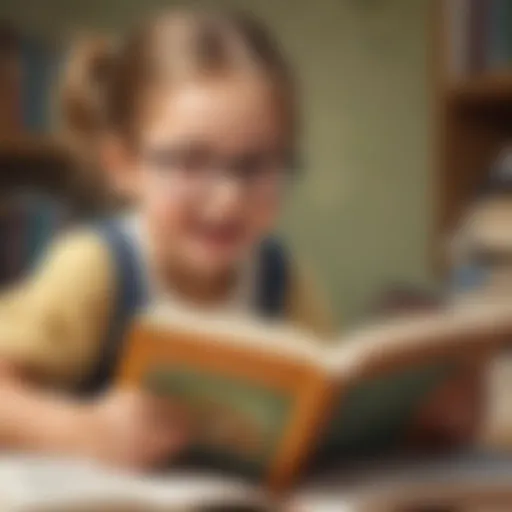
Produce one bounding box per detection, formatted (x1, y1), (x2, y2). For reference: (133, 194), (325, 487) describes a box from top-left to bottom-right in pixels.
(0, 455), (269, 511)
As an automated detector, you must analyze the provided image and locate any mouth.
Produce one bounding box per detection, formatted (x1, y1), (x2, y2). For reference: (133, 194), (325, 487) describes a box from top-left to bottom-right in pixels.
(191, 219), (245, 250)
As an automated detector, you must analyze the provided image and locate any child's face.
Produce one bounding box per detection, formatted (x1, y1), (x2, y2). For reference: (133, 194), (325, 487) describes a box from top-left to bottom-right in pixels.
(130, 76), (292, 275)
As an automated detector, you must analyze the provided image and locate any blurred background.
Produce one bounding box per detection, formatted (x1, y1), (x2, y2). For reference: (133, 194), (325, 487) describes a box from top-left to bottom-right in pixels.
(0, 0), (509, 327)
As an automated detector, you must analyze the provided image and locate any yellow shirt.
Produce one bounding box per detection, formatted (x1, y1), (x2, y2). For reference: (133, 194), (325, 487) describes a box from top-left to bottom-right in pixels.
(0, 231), (333, 387)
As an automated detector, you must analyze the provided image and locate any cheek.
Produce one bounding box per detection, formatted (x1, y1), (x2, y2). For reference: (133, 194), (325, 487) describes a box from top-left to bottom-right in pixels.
(140, 174), (187, 235)
(247, 197), (281, 237)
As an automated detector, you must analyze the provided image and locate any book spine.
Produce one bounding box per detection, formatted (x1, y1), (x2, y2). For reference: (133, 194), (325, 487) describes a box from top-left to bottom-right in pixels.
(12, 57), (23, 132)
(0, 24), (23, 135)
(25, 197), (58, 271)
(446, 0), (471, 79)
(504, 0), (512, 66)
(487, 0), (512, 72)
(468, 0), (488, 75)
(25, 200), (38, 272)
(46, 49), (63, 132)
(488, 0), (503, 70)
(20, 37), (52, 132)
(6, 200), (24, 284)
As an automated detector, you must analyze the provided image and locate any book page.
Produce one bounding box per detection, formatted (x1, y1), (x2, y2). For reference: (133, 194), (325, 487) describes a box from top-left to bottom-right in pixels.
(327, 302), (512, 378)
(143, 304), (325, 366)
(313, 303), (512, 467)
(0, 455), (270, 512)
(311, 362), (452, 467)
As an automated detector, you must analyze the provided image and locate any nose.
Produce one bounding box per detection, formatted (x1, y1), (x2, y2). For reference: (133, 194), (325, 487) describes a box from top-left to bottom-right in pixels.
(207, 174), (245, 215)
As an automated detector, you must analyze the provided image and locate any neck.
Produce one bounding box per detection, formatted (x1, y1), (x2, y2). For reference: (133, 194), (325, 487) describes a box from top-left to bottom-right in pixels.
(144, 231), (236, 306)
(158, 257), (237, 305)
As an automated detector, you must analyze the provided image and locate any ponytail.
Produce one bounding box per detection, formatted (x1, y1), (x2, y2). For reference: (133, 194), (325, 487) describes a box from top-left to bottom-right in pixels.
(58, 36), (115, 154)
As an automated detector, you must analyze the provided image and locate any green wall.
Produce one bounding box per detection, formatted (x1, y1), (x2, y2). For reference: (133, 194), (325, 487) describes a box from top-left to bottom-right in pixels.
(1, 0), (432, 325)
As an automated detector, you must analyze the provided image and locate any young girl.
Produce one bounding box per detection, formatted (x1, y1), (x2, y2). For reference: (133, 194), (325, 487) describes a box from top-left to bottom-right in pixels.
(0, 9), (332, 469)
(0, 8), (480, 470)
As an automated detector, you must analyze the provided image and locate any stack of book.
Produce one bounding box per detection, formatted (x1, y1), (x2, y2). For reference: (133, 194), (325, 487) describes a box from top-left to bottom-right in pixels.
(446, 0), (512, 79)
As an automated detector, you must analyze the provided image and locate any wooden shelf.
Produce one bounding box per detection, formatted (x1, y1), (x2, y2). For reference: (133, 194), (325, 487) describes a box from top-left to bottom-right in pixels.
(0, 134), (74, 193)
(0, 134), (69, 159)
(432, 1), (512, 271)
(448, 73), (512, 108)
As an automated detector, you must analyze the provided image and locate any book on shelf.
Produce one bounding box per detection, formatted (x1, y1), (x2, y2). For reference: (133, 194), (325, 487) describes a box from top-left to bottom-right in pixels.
(468, 0), (488, 75)
(0, 23), (22, 135)
(114, 301), (512, 491)
(19, 36), (58, 133)
(445, 0), (512, 79)
(446, 0), (471, 79)
(0, 21), (60, 137)
(487, 0), (512, 70)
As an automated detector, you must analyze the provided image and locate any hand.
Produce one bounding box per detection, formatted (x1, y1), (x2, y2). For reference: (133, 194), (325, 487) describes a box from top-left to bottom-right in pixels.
(78, 389), (188, 470)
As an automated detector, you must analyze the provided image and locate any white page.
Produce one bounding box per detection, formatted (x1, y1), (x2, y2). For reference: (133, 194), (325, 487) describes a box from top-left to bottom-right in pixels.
(326, 302), (512, 378)
(139, 304), (327, 368)
(0, 455), (269, 511)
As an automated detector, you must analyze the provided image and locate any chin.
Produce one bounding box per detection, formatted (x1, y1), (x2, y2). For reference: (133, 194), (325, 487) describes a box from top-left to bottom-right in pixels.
(187, 252), (237, 276)
(194, 260), (235, 278)
(185, 240), (250, 275)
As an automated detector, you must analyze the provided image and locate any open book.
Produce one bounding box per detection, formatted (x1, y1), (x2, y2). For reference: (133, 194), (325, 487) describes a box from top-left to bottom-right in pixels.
(116, 302), (512, 490)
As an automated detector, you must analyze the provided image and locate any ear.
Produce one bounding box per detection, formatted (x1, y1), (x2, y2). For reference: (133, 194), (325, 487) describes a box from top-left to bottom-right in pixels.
(99, 134), (141, 201)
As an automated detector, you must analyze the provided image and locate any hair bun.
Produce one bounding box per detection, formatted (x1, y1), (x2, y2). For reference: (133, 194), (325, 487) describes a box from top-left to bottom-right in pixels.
(59, 35), (115, 150)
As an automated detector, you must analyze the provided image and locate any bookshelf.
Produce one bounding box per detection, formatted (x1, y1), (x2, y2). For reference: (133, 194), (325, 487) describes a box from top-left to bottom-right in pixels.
(433, 1), (512, 268)
(0, 21), (73, 194)
(0, 134), (65, 156)
(0, 134), (73, 195)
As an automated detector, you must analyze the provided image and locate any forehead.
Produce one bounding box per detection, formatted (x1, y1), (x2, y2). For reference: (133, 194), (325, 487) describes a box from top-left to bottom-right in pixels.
(141, 76), (289, 150)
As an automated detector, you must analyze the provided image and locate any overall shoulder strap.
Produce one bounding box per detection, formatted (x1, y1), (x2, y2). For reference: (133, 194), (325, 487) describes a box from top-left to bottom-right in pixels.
(79, 219), (148, 394)
(451, 262), (490, 295)
(256, 237), (289, 318)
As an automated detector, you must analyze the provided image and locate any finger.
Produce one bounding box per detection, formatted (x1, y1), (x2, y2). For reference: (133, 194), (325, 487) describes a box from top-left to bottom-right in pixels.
(144, 395), (191, 430)
(142, 424), (187, 463)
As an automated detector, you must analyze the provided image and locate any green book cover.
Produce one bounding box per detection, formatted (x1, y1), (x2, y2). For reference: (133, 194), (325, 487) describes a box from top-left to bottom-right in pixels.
(145, 365), (295, 480)
(312, 362), (454, 468)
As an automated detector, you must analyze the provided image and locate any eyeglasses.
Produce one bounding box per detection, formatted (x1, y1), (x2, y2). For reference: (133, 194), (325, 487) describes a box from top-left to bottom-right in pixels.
(141, 144), (299, 199)
(471, 249), (512, 268)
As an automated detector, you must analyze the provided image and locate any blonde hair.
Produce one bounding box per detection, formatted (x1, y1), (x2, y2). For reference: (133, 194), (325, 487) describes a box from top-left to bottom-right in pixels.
(59, 8), (296, 156)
